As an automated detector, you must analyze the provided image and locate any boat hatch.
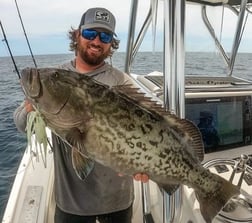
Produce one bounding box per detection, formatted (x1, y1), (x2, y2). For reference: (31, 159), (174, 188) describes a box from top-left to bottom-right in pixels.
(19, 186), (43, 223)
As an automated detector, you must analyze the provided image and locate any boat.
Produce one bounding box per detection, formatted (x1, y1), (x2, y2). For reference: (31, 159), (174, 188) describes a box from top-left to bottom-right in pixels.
(2, 0), (252, 222)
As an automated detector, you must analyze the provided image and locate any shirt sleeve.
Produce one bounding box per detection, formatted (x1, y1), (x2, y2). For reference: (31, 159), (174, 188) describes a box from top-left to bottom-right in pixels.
(121, 72), (140, 88)
(110, 66), (140, 88)
(13, 101), (28, 133)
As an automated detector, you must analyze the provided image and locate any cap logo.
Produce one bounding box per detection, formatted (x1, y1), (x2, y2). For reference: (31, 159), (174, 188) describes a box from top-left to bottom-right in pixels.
(95, 10), (110, 23)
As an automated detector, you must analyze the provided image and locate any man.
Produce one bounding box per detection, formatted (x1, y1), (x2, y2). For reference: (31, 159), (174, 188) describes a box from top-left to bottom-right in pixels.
(14, 7), (148, 223)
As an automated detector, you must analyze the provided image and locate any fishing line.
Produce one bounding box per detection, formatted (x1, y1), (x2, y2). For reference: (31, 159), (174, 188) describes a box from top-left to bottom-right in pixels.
(0, 20), (21, 79)
(14, 0), (37, 68)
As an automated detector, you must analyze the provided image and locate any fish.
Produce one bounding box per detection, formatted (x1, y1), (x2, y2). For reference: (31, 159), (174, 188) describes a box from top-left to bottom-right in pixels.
(20, 67), (240, 223)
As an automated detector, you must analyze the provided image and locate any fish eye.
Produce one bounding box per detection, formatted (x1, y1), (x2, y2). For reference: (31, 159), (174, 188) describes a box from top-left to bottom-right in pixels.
(53, 72), (59, 78)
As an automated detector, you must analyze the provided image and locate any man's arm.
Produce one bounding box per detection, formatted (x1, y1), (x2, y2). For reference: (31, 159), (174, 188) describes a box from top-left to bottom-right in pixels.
(13, 100), (34, 133)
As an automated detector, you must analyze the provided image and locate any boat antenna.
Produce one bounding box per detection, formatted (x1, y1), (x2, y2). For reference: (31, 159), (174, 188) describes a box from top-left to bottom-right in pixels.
(0, 20), (21, 79)
(14, 0), (37, 68)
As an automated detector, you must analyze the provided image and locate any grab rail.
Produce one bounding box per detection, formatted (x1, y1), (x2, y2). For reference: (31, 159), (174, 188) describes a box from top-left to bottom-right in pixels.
(201, 0), (249, 76)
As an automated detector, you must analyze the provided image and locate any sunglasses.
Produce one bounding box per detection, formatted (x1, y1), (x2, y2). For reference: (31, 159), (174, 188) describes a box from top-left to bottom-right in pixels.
(81, 29), (113, 44)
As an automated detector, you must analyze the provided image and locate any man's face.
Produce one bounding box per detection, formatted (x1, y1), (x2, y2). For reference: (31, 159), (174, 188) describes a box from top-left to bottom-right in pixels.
(76, 28), (112, 66)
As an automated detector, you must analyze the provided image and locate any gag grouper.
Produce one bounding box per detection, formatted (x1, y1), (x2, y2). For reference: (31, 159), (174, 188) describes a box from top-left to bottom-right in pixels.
(21, 67), (239, 223)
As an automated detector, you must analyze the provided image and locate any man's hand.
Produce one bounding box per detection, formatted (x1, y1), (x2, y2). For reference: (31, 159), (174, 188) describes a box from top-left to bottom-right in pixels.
(118, 173), (149, 183)
(133, 173), (149, 183)
(24, 100), (34, 113)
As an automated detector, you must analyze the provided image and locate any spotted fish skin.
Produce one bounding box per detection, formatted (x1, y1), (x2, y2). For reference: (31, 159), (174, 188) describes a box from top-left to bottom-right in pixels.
(21, 67), (239, 223)
(84, 85), (226, 196)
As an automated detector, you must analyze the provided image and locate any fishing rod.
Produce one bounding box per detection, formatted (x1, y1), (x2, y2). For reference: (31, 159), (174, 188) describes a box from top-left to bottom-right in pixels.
(14, 0), (37, 68)
(0, 20), (21, 79)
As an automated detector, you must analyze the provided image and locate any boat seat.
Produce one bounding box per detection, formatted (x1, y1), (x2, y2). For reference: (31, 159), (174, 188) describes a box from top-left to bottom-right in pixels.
(19, 185), (43, 223)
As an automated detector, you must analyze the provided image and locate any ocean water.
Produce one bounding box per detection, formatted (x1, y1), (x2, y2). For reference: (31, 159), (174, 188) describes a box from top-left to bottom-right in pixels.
(0, 51), (252, 221)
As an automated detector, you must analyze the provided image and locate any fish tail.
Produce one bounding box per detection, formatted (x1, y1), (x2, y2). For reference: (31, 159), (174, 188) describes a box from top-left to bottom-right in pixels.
(196, 178), (240, 223)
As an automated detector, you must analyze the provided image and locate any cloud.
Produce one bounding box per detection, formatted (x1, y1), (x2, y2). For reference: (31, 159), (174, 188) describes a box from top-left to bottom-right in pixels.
(0, 0), (158, 55)
(1, 0), (252, 56)
(1, 0), (134, 35)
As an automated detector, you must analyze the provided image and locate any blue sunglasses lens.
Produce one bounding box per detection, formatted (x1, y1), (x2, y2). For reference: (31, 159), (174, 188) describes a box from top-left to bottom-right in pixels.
(81, 29), (113, 44)
(99, 32), (113, 43)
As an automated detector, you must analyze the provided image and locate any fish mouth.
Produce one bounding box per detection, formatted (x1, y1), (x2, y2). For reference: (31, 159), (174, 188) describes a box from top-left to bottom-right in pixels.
(21, 68), (41, 98)
(22, 68), (72, 115)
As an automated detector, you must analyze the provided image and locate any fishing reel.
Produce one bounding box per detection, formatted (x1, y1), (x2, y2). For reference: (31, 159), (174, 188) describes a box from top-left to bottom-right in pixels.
(203, 154), (252, 222)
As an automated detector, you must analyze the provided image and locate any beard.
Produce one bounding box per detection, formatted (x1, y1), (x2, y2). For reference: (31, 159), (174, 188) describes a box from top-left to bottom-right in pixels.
(77, 42), (111, 66)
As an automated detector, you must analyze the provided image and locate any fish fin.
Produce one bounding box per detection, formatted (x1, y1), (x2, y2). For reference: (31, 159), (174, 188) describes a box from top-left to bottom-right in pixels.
(71, 147), (95, 180)
(112, 85), (167, 115)
(158, 183), (180, 195)
(164, 114), (205, 162)
(195, 178), (240, 223)
(180, 118), (205, 162)
(66, 128), (94, 180)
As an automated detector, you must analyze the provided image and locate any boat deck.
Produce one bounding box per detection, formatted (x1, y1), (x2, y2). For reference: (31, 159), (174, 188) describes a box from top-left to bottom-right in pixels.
(2, 131), (55, 223)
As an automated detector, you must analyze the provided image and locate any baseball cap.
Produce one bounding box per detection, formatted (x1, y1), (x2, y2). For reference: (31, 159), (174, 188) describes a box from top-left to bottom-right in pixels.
(79, 8), (116, 34)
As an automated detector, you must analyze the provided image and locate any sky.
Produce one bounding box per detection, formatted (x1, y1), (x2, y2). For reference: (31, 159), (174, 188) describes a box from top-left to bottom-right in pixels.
(1, 0), (252, 57)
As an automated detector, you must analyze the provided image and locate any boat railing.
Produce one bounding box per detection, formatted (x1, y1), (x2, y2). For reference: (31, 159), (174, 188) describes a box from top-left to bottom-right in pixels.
(202, 0), (250, 76)
(125, 0), (252, 222)
(125, 0), (185, 222)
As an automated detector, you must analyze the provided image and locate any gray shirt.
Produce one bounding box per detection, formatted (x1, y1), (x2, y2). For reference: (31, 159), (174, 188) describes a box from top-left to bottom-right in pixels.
(14, 62), (135, 215)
